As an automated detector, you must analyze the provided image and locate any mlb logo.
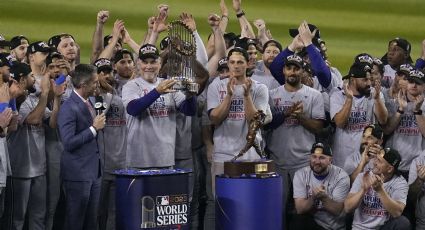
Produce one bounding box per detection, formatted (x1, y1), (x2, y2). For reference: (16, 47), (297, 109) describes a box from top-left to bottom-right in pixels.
(156, 196), (169, 206)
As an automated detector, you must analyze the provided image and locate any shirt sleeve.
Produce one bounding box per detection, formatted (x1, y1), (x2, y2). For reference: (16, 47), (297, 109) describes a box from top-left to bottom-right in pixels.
(311, 91), (325, 120)
(207, 79), (221, 111)
(293, 169), (308, 199)
(388, 178), (408, 205)
(349, 172), (363, 194)
(329, 89), (345, 120)
(330, 170), (350, 202)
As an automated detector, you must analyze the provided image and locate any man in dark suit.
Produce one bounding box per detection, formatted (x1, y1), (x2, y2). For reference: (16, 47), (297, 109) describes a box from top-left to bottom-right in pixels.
(58, 64), (106, 230)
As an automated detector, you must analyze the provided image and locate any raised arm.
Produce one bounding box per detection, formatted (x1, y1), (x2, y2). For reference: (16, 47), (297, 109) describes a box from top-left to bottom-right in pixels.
(24, 74), (50, 125)
(232, 0), (255, 38)
(253, 19), (270, 47)
(147, 6), (168, 46)
(207, 14), (226, 78)
(90, 10), (109, 63)
(98, 19), (124, 60)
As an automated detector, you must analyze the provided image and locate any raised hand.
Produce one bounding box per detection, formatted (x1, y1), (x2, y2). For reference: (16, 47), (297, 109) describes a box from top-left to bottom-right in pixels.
(362, 171), (373, 191)
(414, 94), (424, 112)
(52, 79), (66, 97)
(343, 81), (354, 99)
(220, 0), (228, 17)
(180, 13), (196, 32)
(242, 78), (252, 97)
(208, 14), (221, 29)
(97, 10), (109, 24)
(288, 34), (304, 52)
(397, 90), (407, 112)
(298, 20), (316, 47)
(148, 16), (155, 30)
(40, 73), (51, 95)
(370, 173), (384, 192)
(227, 77), (236, 97)
(156, 79), (177, 94)
(253, 19), (266, 31)
(112, 19), (125, 39)
(232, 0), (241, 12)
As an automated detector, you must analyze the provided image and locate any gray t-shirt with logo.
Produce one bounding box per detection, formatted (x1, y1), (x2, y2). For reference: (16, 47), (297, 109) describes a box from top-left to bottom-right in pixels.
(122, 77), (186, 168)
(7, 94), (51, 178)
(251, 61), (280, 90)
(385, 99), (425, 171)
(330, 88), (383, 167)
(207, 78), (269, 162)
(293, 165), (350, 229)
(267, 85), (325, 170)
(350, 172), (408, 230)
(95, 93), (127, 175)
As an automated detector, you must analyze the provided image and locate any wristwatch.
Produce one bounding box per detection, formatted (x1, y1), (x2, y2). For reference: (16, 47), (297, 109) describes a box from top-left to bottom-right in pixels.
(236, 10), (245, 18)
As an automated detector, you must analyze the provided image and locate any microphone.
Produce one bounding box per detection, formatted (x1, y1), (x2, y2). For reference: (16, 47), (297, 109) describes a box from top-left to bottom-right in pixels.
(94, 96), (105, 115)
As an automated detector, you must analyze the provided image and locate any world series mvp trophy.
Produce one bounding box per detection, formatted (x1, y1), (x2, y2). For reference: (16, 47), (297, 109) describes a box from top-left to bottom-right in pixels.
(223, 110), (276, 178)
(167, 20), (199, 93)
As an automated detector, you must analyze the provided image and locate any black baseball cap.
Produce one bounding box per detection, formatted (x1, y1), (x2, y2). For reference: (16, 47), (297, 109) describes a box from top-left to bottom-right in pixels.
(10, 62), (31, 82)
(27, 41), (52, 54)
(9, 35), (29, 50)
(343, 63), (371, 79)
(310, 142), (332, 157)
(113, 49), (134, 63)
(263, 40), (282, 53)
(0, 53), (13, 67)
(284, 54), (303, 68)
(389, 37), (411, 54)
(48, 33), (75, 48)
(234, 37), (257, 51)
(94, 58), (113, 74)
(408, 70), (425, 85)
(217, 57), (228, 71)
(45, 50), (63, 66)
(382, 147), (401, 171)
(139, 44), (159, 60)
(354, 53), (374, 67)
(0, 35), (10, 47)
(227, 47), (249, 62)
(396, 63), (414, 76)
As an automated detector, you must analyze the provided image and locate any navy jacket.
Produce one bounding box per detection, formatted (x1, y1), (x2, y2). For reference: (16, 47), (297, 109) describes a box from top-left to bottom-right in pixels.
(58, 91), (101, 181)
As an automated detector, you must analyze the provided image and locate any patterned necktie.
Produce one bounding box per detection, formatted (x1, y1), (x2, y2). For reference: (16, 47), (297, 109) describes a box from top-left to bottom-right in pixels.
(85, 100), (96, 118)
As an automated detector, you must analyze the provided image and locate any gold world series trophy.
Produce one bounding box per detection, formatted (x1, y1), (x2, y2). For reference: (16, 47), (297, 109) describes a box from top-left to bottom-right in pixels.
(167, 20), (199, 93)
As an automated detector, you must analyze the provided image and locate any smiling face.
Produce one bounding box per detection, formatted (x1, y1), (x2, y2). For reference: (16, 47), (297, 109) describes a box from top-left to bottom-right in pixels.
(309, 150), (332, 175)
(57, 37), (77, 62)
(140, 57), (161, 83)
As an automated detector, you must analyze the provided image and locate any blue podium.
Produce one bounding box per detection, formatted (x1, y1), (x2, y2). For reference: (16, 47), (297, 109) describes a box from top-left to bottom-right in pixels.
(115, 169), (191, 230)
(215, 174), (283, 230)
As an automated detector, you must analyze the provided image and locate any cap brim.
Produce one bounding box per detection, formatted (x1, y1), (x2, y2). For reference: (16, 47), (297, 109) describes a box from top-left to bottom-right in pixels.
(97, 66), (113, 73)
(285, 61), (302, 68)
(139, 54), (159, 60)
(409, 77), (425, 85)
(0, 41), (11, 47)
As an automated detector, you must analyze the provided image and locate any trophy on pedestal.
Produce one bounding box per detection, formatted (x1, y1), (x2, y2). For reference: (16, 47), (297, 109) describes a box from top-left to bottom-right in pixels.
(224, 110), (276, 178)
(167, 20), (199, 94)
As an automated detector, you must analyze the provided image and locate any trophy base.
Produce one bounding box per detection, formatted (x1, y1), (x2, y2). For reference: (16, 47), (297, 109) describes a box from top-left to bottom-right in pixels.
(171, 80), (199, 93)
(224, 159), (275, 178)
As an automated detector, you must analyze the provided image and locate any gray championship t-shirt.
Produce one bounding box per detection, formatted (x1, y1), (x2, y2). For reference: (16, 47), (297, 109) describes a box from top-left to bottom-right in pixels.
(330, 88), (383, 167)
(350, 172), (408, 230)
(7, 94), (51, 178)
(251, 61), (281, 90)
(207, 78), (269, 162)
(385, 99), (425, 171)
(95, 93), (127, 175)
(122, 77), (186, 168)
(293, 165), (350, 229)
(267, 85), (325, 170)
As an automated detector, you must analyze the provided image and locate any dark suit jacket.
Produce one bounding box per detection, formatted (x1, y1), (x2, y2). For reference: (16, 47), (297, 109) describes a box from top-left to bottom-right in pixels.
(58, 91), (101, 181)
